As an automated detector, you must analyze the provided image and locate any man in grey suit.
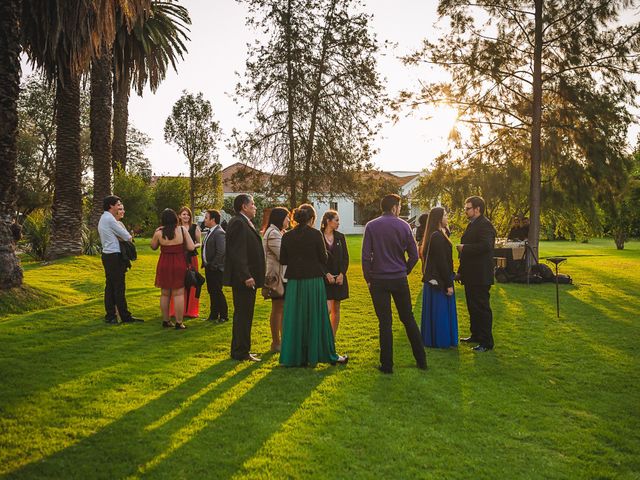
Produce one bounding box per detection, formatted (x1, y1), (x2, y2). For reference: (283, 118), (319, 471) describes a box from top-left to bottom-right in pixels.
(202, 209), (228, 323)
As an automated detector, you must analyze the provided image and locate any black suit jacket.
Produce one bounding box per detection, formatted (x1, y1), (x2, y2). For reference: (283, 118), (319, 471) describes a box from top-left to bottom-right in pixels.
(421, 230), (454, 291)
(280, 225), (328, 279)
(202, 225), (225, 272)
(223, 214), (266, 288)
(458, 215), (496, 286)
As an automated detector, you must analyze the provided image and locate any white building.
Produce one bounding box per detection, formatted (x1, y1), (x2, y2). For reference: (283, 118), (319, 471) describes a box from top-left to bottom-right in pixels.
(221, 163), (425, 234)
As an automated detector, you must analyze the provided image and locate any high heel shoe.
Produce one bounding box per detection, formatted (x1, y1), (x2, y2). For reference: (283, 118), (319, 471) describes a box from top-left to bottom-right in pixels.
(162, 320), (175, 328)
(175, 322), (187, 330)
(333, 354), (348, 365)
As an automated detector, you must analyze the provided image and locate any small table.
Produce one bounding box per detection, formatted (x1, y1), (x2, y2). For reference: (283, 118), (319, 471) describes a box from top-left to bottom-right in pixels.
(546, 257), (567, 318)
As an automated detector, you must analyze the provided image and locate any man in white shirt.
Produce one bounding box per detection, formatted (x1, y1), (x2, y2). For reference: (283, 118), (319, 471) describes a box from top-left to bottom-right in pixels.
(98, 195), (142, 324)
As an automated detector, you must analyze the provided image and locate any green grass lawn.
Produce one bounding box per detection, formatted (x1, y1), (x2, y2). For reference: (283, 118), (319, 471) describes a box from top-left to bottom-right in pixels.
(1, 237), (639, 479)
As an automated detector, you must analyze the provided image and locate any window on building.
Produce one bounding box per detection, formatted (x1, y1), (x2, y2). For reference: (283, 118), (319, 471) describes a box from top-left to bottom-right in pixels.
(329, 201), (338, 211)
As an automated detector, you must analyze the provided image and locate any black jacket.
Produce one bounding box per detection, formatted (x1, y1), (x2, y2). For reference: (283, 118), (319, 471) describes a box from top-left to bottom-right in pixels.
(280, 225), (328, 279)
(202, 225), (225, 272)
(458, 215), (496, 286)
(421, 230), (454, 291)
(325, 231), (349, 277)
(223, 214), (266, 288)
(119, 240), (137, 271)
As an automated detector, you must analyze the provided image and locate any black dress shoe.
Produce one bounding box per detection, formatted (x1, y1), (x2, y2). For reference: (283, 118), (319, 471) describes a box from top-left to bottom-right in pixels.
(460, 336), (480, 343)
(218, 317), (229, 323)
(472, 345), (492, 352)
(417, 361), (428, 370)
(105, 317), (119, 325)
(377, 365), (393, 374)
(122, 317), (144, 323)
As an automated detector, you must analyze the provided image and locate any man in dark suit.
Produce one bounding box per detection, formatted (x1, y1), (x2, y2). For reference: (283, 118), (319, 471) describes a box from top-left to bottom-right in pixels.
(224, 194), (266, 362)
(456, 196), (497, 352)
(202, 209), (228, 323)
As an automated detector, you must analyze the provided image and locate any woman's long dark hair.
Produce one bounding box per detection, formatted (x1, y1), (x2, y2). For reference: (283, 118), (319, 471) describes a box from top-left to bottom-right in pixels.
(420, 207), (450, 259)
(293, 203), (316, 227)
(268, 207), (290, 231)
(161, 209), (179, 240)
(415, 213), (428, 244)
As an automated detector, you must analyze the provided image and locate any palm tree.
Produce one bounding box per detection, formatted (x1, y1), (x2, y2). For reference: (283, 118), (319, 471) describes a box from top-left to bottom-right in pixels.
(20, 0), (150, 258)
(89, 47), (115, 228)
(0, 0), (24, 289)
(112, 0), (191, 172)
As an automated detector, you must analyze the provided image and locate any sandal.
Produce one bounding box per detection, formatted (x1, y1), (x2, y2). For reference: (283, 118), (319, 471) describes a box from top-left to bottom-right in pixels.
(175, 322), (187, 330)
(162, 320), (175, 328)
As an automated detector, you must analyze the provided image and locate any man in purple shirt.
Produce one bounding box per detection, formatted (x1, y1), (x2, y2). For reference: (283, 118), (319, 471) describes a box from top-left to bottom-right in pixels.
(362, 194), (427, 374)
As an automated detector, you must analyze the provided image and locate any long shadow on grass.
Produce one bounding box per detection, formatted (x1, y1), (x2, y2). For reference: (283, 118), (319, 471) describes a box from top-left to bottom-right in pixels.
(0, 297), (235, 403)
(5, 362), (335, 479)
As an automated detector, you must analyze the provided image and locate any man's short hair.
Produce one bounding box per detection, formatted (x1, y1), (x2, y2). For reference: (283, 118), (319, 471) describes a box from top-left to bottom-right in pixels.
(380, 194), (401, 213)
(465, 195), (486, 215)
(206, 209), (221, 224)
(233, 194), (253, 214)
(103, 195), (121, 211)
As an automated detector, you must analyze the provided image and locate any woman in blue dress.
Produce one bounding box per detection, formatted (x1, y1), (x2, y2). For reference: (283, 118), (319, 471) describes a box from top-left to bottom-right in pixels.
(420, 207), (458, 348)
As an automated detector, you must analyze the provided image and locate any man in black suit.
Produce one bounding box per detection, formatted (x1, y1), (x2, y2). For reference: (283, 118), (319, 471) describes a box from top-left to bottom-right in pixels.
(202, 209), (228, 323)
(224, 194), (266, 362)
(456, 196), (497, 352)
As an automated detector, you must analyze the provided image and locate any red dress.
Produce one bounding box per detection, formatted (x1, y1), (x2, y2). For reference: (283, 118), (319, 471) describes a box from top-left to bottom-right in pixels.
(169, 254), (200, 318)
(155, 244), (187, 289)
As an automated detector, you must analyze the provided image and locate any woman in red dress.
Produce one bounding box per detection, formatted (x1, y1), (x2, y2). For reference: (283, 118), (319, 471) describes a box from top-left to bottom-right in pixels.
(151, 209), (196, 329)
(169, 207), (202, 319)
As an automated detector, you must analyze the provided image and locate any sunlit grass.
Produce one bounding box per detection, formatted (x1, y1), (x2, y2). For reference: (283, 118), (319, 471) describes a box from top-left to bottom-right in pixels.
(0, 237), (638, 478)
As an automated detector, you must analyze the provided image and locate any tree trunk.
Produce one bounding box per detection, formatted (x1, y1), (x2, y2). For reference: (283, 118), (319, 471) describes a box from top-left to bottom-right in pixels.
(112, 69), (130, 172)
(190, 162), (196, 217)
(301, 0), (337, 202)
(0, 0), (24, 288)
(528, 0), (543, 262)
(48, 72), (83, 259)
(90, 49), (113, 228)
(285, 0), (297, 208)
(614, 230), (626, 250)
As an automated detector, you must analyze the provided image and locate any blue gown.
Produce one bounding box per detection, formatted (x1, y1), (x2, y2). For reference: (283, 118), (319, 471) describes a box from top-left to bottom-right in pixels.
(421, 281), (458, 348)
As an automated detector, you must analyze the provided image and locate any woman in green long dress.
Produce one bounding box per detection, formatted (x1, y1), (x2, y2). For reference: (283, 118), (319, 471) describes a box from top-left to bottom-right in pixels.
(279, 204), (348, 367)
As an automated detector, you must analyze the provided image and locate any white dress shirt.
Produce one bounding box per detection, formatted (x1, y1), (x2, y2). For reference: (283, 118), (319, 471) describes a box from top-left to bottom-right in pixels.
(98, 211), (132, 254)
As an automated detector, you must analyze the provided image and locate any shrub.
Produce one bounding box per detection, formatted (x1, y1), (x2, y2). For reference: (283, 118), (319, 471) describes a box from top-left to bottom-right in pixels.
(113, 169), (154, 234)
(22, 209), (51, 260)
(82, 226), (102, 255)
(153, 176), (190, 223)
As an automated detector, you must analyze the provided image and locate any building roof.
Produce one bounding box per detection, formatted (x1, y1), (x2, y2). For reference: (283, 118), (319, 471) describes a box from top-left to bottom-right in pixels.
(222, 162), (273, 193)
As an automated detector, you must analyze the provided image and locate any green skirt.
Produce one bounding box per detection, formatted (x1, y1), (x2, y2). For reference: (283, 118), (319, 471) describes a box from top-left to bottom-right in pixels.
(280, 277), (339, 367)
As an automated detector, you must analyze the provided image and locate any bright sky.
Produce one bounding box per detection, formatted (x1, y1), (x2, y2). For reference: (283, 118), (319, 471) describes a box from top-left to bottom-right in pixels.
(20, 1), (640, 176)
(127, 0), (454, 176)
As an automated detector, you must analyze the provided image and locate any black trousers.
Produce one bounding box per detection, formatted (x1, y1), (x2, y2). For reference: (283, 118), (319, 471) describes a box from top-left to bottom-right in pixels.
(205, 268), (228, 320)
(369, 277), (427, 370)
(230, 285), (256, 360)
(101, 253), (131, 321)
(464, 284), (494, 348)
